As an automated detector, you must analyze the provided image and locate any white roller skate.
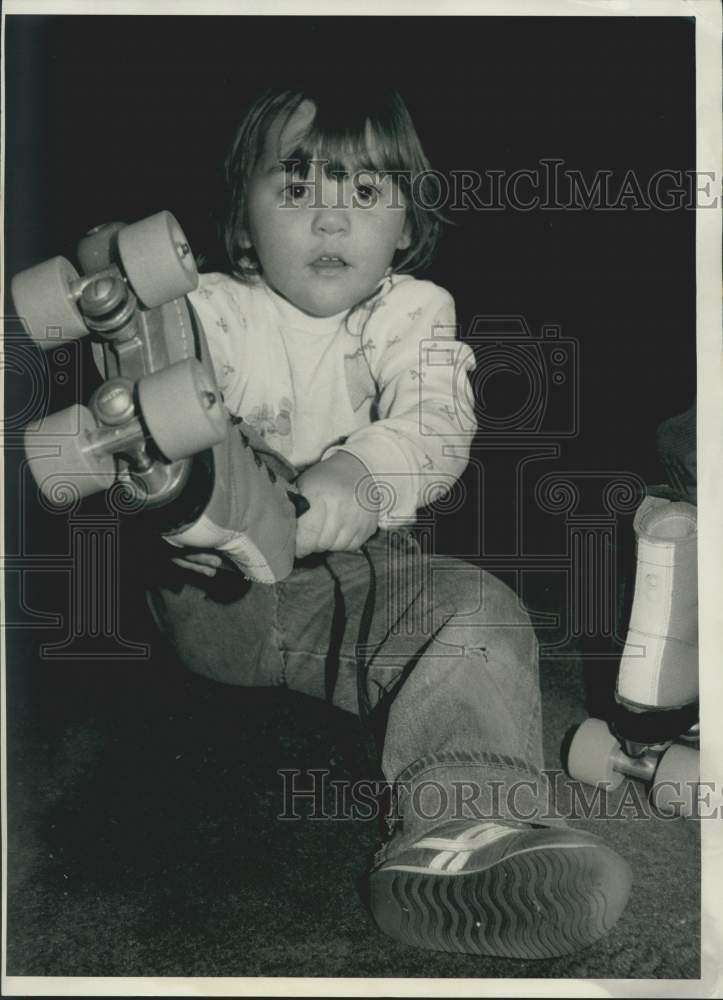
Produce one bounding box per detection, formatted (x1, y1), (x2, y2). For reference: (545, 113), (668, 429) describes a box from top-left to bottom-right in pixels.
(567, 494), (699, 817)
(13, 211), (304, 584)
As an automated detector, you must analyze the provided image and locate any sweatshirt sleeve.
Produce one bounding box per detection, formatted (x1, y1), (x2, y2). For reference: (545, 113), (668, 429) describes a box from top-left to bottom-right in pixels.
(322, 279), (477, 528)
(186, 272), (249, 410)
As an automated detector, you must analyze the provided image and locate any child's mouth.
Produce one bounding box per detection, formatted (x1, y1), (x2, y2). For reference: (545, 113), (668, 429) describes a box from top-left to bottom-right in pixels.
(311, 255), (348, 272)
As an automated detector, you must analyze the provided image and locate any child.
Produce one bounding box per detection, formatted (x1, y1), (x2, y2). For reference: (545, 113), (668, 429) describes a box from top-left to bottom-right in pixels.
(147, 77), (632, 959)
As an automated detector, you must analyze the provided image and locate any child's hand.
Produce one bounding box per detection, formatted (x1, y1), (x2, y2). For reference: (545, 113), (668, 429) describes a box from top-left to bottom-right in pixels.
(171, 550), (224, 577)
(295, 452), (379, 559)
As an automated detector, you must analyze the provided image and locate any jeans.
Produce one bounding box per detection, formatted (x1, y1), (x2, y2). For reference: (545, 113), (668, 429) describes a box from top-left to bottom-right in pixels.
(148, 529), (554, 859)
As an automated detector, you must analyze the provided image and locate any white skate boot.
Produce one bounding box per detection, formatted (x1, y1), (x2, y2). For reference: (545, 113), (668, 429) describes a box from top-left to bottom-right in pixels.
(617, 495), (697, 711)
(567, 494), (699, 816)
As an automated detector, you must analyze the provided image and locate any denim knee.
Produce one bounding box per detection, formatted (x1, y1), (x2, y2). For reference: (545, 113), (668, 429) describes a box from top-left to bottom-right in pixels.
(429, 565), (538, 672)
(149, 578), (285, 688)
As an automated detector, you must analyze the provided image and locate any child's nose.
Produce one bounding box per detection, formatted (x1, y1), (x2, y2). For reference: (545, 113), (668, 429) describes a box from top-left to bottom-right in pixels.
(312, 206), (349, 237)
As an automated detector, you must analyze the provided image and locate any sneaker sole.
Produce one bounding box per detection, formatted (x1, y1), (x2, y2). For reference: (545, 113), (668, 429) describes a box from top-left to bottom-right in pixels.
(370, 842), (632, 959)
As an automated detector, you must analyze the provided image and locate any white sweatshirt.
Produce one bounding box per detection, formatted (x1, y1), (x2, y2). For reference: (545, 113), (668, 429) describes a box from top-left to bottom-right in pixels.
(187, 271), (477, 528)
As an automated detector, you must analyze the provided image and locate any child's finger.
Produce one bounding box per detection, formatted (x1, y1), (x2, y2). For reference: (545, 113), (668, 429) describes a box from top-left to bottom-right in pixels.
(182, 551), (223, 567)
(325, 512), (377, 553)
(324, 523), (355, 552)
(199, 553), (223, 567)
(295, 504), (325, 558)
(167, 547), (222, 567)
(294, 535), (317, 559)
(171, 556), (218, 577)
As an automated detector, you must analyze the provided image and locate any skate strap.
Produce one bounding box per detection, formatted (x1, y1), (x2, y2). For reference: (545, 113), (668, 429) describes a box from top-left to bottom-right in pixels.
(611, 699), (698, 744)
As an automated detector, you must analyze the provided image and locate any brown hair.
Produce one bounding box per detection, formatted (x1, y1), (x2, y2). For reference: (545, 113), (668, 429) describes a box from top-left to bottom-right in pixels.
(223, 79), (447, 282)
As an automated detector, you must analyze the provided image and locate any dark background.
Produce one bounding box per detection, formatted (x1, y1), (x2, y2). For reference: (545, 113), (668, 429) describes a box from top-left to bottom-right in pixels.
(4, 12), (698, 658)
(4, 13), (698, 574)
(3, 14), (700, 980)
(6, 14), (696, 469)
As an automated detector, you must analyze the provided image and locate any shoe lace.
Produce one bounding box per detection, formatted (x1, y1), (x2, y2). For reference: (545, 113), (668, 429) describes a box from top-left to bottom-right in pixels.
(355, 542), (377, 731)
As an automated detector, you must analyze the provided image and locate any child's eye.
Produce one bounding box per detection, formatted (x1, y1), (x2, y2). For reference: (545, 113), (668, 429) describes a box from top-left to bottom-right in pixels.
(354, 182), (381, 207)
(286, 182), (312, 203)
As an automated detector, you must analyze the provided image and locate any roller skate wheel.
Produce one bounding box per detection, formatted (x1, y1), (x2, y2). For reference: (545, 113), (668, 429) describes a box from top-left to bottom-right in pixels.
(12, 256), (87, 347)
(567, 717), (625, 791)
(651, 744), (700, 818)
(77, 221), (125, 274)
(117, 211), (198, 308)
(24, 403), (116, 502)
(137, 357), (227, 462)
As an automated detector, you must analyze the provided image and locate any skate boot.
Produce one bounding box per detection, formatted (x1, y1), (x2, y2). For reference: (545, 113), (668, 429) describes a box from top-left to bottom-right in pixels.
(567, 494), (699, 816)
(13, 211), (303, 583)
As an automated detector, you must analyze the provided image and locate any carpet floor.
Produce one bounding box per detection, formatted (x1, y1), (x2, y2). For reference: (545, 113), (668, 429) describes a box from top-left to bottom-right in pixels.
(5, 574), (700, 984)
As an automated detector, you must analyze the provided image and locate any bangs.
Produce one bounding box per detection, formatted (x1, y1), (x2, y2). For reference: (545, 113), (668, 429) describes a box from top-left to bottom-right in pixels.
(224, 82), (446, 280)
(273, 97), (411, 180)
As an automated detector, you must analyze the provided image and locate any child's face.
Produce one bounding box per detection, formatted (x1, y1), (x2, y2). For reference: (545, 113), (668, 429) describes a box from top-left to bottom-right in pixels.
(240, 101), (412, 317)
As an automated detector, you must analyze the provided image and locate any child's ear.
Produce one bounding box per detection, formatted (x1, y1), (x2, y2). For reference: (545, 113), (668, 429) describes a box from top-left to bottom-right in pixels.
(238, 228), (253, 250)
(396, 218), (412, 252)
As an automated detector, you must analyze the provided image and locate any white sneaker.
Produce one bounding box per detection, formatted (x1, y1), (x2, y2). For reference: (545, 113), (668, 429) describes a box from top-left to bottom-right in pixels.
(370, 819), (632, 958)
